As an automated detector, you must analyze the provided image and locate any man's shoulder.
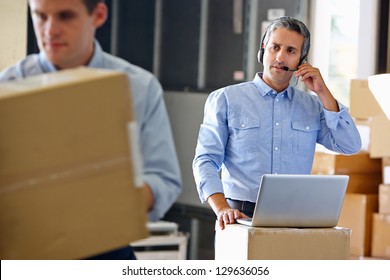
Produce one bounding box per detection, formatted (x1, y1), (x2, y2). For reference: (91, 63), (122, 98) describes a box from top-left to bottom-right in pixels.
(101, 52), (156, 81)
(0, 54), (43, 82)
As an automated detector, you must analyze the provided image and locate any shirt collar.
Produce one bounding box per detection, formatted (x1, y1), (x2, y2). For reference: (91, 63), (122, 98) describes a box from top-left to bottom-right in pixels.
(253, 72), (293, 100)
(38, 40), (103, 72)
(87, 40), (104, 68)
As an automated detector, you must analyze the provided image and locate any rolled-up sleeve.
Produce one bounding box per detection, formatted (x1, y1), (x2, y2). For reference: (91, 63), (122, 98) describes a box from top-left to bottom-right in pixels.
(320, 101), (362, 154)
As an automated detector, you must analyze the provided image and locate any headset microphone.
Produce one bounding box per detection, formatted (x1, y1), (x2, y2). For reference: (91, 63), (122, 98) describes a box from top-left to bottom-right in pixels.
(282, 66), (297, 72)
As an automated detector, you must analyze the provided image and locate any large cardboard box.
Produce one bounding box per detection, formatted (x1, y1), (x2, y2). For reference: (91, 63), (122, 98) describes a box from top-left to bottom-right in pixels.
(338, 194), (378, 256)
(371, 213), (390, 259)
(215, 224), (350, 260)
(0, 68), (148, 259)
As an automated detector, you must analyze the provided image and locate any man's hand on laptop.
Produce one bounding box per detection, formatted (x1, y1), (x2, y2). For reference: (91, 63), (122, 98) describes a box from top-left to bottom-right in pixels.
(216, 208), (249, 230)
(207, 193), (249, 230)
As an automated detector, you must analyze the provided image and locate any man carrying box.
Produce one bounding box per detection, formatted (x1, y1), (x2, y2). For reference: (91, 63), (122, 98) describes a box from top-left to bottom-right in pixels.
(0, 0), (182, 259)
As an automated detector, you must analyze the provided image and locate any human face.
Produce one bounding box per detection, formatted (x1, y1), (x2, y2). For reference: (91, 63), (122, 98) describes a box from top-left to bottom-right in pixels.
(29, 0), (107, 69)
(262, 28), (304, 92)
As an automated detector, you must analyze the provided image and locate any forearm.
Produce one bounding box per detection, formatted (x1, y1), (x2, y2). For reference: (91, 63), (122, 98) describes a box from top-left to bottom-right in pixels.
(317, 87), (339, 112)
(207, 193), (231, 216)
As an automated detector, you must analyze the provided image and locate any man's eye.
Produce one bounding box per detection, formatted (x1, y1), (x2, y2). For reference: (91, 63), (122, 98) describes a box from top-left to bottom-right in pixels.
(34, 13), (47, 21)
(59, 12), (76, 21)
(288, 48), (297, 54)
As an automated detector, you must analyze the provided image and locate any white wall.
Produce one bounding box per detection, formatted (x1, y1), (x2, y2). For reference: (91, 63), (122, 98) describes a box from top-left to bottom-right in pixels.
(0, 0), (28, 70)
(164, 91), (209, 208)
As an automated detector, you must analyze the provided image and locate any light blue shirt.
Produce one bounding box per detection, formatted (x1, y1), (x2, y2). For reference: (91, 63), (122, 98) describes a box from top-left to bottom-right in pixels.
(193, 73), (361, 204)
(0, 41), (182, 221)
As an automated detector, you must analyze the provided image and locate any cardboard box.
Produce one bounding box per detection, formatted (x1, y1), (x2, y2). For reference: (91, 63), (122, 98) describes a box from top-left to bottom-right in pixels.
(312, 152), (381, 193)
(0, 68), (148, 259)
(338, 194), (378, 256)
(369, 116), (390, 158)
(350, 79), (385, 119)
(350, 76), (390, 158)
(346, 174), (381, 194)
(311, 152), (382, 175)
(215, 224), (350, 260)
(371, 213), (390, 259)
(379, 184), (390, 214)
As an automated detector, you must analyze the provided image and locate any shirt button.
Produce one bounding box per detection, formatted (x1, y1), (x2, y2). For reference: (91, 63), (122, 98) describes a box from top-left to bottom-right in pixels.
(306, 126), (310, 130)
(276, 99), (279, 102)
(275, 122), (280, 126)
(241, 124), (246, 128)
(274, 147), (279, 151)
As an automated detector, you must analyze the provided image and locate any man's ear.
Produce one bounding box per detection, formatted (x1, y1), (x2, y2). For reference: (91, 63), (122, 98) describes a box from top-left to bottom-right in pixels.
(92, 2), (108, 28)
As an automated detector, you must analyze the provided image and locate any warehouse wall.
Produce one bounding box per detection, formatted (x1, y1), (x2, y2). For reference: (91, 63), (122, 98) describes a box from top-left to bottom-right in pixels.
(0, 0), (27, 71)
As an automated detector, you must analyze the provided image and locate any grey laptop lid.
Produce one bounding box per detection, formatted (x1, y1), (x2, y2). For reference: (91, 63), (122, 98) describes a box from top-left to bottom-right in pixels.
(236, 174), (349, 228)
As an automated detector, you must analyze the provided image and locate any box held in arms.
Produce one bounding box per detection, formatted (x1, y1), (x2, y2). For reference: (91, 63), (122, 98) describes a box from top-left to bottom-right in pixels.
(0, 67), (148, 259)
(215, 224), (350, 260)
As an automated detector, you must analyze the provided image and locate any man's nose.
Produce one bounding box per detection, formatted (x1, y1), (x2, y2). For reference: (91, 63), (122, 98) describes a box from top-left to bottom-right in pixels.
(44, 17), (60, 37)
(275, 50), (286, 63)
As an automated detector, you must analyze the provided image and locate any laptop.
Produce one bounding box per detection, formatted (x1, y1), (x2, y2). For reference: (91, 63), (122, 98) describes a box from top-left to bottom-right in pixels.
(236, 174), (349, 228)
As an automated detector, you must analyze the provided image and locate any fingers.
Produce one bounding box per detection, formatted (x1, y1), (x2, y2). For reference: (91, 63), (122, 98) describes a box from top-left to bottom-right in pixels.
(295, 63), (318, 79)
(217, 208), (247, 230)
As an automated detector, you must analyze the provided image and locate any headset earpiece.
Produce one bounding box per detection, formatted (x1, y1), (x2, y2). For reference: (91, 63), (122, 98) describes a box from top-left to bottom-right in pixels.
(258, 32), (266, 64)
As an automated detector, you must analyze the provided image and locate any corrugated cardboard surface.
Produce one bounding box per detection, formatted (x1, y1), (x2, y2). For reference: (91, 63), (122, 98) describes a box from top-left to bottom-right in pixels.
(312, 152), (382, 193)
(312, 152), (382, 175)
(215, 224), (350, 260)
(369, 116), (390, 158)
(371, 213), (390, 259)
(0, 68), (148, 259)
(349, 77), (390, 158)
(350, 79), (385, 119)
(338, 194), (378, 256)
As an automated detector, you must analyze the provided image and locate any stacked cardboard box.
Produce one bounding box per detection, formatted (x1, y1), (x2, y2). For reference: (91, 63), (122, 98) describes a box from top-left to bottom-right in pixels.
(0, 68), (148, 259)
(215, 224), (350, 260)
(371, 157), (390, 258)
(312, 152), (380, 256)
(345, 74), (390, 258)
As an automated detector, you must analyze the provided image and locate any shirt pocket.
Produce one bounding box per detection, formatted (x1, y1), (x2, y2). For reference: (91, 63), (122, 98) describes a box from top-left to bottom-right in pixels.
(291, 120), (320, 154)
(228, 117), (260, 153)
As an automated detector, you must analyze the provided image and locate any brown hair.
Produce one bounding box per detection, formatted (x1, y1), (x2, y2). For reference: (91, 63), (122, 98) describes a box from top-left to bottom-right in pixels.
(82, 0), (105, 14)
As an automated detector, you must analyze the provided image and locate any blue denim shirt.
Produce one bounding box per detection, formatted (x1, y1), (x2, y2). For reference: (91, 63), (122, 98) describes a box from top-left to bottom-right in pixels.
(193, 73), (361, 203)
(0, 41), (182, 221)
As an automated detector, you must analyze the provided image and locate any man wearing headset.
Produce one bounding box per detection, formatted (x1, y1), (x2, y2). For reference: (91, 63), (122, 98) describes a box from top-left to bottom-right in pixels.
(193, 16), (362, 230)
